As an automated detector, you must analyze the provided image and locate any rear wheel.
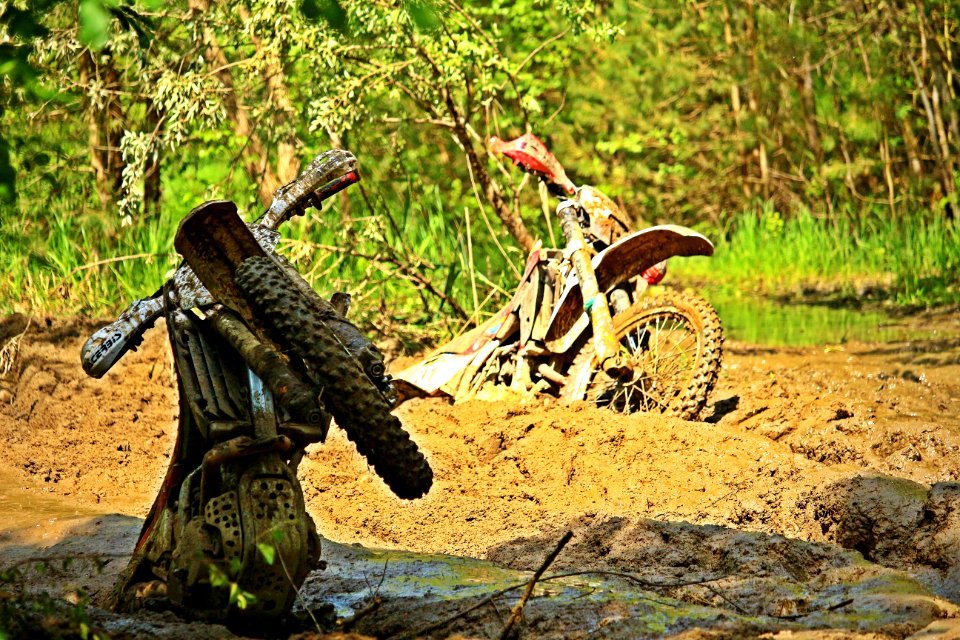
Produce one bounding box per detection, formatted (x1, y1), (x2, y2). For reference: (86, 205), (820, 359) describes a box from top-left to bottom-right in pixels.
(561, 289), (722, 420)
(235, 256), (433, 499)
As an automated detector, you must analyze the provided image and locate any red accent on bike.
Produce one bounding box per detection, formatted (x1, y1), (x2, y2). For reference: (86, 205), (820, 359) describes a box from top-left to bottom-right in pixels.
(641, 260), (668, 285)
(489, 134), (577, 195)
(317, 170), (360, 201)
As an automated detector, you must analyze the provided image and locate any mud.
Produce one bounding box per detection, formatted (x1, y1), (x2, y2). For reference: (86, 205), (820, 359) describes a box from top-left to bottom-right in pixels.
(1, 308), (959, 639)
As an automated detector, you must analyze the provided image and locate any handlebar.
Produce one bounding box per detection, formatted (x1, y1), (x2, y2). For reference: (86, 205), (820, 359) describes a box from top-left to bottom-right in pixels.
(259, 149), (360, 231)
(83, 149), (361, 379)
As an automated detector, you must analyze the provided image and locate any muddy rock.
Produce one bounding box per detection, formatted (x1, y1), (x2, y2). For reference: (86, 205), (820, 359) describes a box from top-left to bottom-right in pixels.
(808, 474), (928, 562)
(910, 483), (960, 601)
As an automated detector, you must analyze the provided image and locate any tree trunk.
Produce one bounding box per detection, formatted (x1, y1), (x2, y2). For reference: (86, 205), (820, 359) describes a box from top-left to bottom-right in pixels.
(453, 118), (535, 252)
(143, 102), (162, 218)
(80, 50), (125, 210)
(437, 82), (534, 251)
(798, 52), (822, 161)
(188, 0), (280, 206)
(901, 119), (923, 176)
(881, 133), (896, 218)
(744, 0), (770, 200)
(907, 53), (955, 217)
(79, 50), (109, 210)
(722, 4), (741, 117)
(236, 5), (302, 198)
(102, 52), (125, 197)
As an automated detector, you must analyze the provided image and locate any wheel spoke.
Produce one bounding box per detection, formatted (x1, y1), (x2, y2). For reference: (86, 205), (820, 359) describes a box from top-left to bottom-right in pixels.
(647, 323), (697, 381)
(576, 294), (721, 419)
(624, 383), (635, 413)
(637, 374), (651, 411)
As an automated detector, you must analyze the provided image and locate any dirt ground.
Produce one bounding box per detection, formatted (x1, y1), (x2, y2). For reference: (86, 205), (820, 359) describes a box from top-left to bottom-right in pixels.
(1, 308), (959, 639)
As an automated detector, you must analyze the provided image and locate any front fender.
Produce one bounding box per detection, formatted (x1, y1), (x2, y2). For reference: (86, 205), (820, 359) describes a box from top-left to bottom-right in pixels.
(543, 225), (714, 353)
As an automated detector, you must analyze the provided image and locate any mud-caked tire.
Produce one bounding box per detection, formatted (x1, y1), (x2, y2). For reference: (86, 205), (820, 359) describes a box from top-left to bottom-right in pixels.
(561, 289), (723, 420)
(235, 256), (432, 499)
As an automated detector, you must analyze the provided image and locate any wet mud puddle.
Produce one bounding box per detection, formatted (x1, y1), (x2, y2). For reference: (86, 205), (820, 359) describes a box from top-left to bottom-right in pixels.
(0, 465), (103, 537)
(307, 542), (726, 637)
(3, 314), (960, 637)
(708, 290), (960, 346)
(300, 537), (955, 639)
(1, 514), (957, 639)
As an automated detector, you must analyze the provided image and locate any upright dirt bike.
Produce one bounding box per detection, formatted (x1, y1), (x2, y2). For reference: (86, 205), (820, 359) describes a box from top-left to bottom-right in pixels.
(394, 133), (723, 419)
(81, 150), (432, 622)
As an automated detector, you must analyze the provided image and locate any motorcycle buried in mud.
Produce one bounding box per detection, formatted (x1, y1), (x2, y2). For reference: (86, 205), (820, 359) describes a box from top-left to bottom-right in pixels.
(80, 151), (432, 622)
(394, 133), (723, 420)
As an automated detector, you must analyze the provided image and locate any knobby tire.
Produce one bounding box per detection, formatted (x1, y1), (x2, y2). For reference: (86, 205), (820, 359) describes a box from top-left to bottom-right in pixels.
(235, 256), (432, 499)
(562, 289), (723, 420)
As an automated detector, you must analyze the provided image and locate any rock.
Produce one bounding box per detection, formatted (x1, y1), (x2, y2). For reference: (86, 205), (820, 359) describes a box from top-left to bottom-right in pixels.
(808, 474), (928, 563)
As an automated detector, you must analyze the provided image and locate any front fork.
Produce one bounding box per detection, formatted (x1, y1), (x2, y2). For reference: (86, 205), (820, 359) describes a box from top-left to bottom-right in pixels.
(558, 201), (624, 373)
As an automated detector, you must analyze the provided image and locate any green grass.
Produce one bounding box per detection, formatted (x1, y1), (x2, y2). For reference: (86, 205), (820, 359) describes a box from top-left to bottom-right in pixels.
(4, 167), (957, 351)
(2, 200), (180, 315)
(277, 183), (519, 347)
(675, 201), (960, 308)
(1, 161), (520, 352)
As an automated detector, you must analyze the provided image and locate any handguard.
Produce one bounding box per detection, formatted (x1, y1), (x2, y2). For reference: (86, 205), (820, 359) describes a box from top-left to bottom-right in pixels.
(80, 294), (165, 378)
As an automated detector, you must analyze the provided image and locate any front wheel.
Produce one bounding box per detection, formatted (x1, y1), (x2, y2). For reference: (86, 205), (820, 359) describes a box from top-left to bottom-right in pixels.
(234, 256), (433, 499)
(561, 289), (723, 420)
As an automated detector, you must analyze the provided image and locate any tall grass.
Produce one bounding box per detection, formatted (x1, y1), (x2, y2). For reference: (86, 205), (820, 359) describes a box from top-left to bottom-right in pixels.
(1, 165), (519, 351)
(278, 183), (518, 346)
(1, 206), (179, 315)
(4, 166), (957, 348)
(676, 201), (960, 307)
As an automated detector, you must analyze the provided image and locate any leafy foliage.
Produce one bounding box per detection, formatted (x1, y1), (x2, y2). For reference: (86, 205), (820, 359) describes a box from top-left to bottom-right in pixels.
(1, 0), (958, 325)
(0, 561), (109, 640)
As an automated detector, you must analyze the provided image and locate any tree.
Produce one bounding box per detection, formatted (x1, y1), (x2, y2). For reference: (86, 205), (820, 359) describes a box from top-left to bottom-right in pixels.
(299, 0), (623, 251)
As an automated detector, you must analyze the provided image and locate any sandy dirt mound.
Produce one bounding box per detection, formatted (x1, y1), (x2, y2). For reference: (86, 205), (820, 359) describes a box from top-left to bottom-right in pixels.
(0, 311), (959, 638)
(0, 316), (176, 525)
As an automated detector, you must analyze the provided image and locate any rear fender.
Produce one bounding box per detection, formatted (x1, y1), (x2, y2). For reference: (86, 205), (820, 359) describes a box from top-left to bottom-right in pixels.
(543, 225), (714, 354)
(393, 299), (516, 398)
(174, 200), (269, 323)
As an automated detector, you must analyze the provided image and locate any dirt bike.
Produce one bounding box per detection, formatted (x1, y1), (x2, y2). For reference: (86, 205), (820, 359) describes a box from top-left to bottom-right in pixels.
(394, 133), (723, 420)
(80, 150), (432, 623)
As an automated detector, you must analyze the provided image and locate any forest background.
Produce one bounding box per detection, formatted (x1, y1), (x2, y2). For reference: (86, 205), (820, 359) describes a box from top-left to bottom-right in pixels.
(1, 0), (958, 346)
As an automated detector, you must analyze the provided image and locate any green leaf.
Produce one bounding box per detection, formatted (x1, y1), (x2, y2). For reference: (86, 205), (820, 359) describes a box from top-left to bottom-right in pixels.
(0, 137), (15, 205)
(407, 2), (440, 31)
(257, 542), (276, 566)
(208, 564), (229, 587)
(78, 0), (111, 51)
(300, 0), (347, 32)
(0, 44), (37, 84)
(112, 5), (155, 49)
(442, 261), (460, 303)
(2, 7), (49, 40)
